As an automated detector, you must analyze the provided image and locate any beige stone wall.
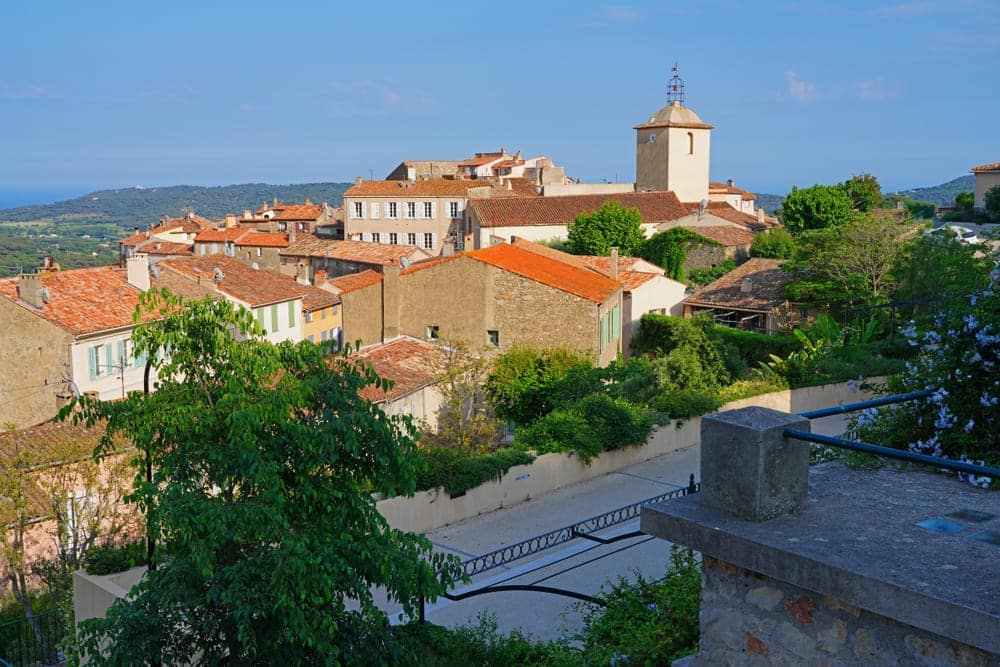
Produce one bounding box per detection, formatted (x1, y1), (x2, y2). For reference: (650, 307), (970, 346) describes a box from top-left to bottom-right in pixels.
(343, 196), (465, 254)
(541, 183), (635, 197)
(636, 125), (710, 202)
(397, 257), (491, 346)
(684, 243), (728, 272)
(340, 284), (384, 349)
(234, 245), (282, 271)
(974, 171), (1000, 209)
(0, 299), (73, 429)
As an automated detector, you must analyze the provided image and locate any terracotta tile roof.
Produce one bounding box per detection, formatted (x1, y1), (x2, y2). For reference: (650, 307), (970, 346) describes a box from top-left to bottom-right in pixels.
(971, 161), (1000, 173)
(158, 255), (302, 308)
(575, 254), (654, 274)
(280, 234), (334, 257)
(459, 156), (500, 167)
(150, 269), (220, 302)
(618, 270), (659, 291)
(0, 267), (144, 335)
(328, 269), (383, 294)
(267, 204), (322, 221)
(399, 255), (462, 275)
(290, 280), (341, 311)
(741, 193), (756, 201)
(470, 191), (686, 228)
(141, 241), (194, 256)
(684, 225), (754, 247)
(350, 337), (445, 403)
(488, 177), (541, 198)
(493, 159), (524, 169)
(468, 243), (620, 303)
(684, 258), (792, 313)
(346, 179), (487, 197)
(326, 240), (427, 265)
(195, 228), (250, 243)
(0, 419), (133, 521)
(236, 232), (289, 248)
(685, 201), (773, 230)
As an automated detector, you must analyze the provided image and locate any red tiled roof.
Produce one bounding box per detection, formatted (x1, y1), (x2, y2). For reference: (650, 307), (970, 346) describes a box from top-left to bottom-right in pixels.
(328, 269), (383, 294)
(346, 179), (487, 197)
(237, 232), (289, 248)
(322, 240), (428, 265)
(195, 228), (250, 243)
(0, 267), (144, 335)
(684, 225), (754, 247)
(509, 239), (667, 292)
(575, 254), (654, 275)
(459, 156), (500, 167)
(142, 241), (194, 256)
(618, 270), (659, 291)
(470, 191), (686, 228)
(351, 337), (445, 403)
(267, 204), (322, 221)
(158, 255), (302, 308)
(468, 244), (620, 303)
(290, 280), (341, 311)
(399, 255), (462, 275)
(685, 201), (773, 230)
(971, 161), (1000, 173)
(684, 258), (791, 312)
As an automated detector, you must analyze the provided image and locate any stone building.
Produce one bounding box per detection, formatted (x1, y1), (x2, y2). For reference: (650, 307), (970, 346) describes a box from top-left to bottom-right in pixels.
(279, 237), (431, 281)
(971, 160), (1000, 210)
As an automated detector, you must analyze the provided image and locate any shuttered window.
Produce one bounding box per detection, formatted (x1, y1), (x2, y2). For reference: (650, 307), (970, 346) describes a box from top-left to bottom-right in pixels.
(88, 346), (98, 380)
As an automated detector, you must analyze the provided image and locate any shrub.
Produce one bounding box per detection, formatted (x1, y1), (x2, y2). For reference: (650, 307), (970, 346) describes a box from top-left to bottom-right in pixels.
(686, 258), (736, 287)
(414, 446), (536, 497)
(639, 228), (720, 281)
(392, 616), (565, 666)
(515, 395), (652, 462)
(82, 540), (146, 576)
(708, 325), (801, 370)
(750, 228), (796, 259)
(716, 377), (788, 403)
(651, 389), (720, 420)
(485, 347), (592, 426)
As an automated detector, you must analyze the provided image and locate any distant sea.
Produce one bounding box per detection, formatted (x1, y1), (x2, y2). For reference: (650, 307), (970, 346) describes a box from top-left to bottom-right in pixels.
(0, 187), (94, 210)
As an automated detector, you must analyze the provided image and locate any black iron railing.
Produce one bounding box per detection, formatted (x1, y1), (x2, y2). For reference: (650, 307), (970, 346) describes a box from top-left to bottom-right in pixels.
(0, 609), (65, 667)
(787, 391), (1000, 478)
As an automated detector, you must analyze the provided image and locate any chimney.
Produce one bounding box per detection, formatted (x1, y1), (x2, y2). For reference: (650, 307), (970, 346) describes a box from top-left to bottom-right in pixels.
(741, 278), (753, 294)
(354, 176), (363, 185)
(224, 213), (238, 229)
(727, 179), (734, 188)
(610, 247), (619, 281)
(304, 197), (312, 205)
(243, 209), (252, 219)
(133, 226), (140, 236)
(42, 255), (60, 272)
(127, 253), (150, 291)
(441, 239), (455, 257)
(515, 149), (522, 160)
(757, 208), (765, 224)
(17, 273), (44, 309)
(382, 265), (400, 341)
(313, 269), (329, 286)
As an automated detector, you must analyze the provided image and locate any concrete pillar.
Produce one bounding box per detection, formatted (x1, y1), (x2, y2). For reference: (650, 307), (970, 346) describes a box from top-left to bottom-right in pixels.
(700, 406), (810, 521)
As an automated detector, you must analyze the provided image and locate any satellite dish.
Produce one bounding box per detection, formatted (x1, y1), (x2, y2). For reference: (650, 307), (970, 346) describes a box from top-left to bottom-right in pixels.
(251, 262), (260, 270)
(400, 257), (411, 269)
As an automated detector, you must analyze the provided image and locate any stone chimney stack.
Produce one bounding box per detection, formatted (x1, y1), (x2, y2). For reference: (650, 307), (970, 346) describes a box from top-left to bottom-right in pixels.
(224, 213), (238, 229)
(313, 269), (328, 286)
(127, 253), (150, 291)
(17, 273), (44, 309)
(354, 176), (363, 185)
(727, 179), (734, 188)
(757, 208), (765, 224)
(610, 247), (619, 281)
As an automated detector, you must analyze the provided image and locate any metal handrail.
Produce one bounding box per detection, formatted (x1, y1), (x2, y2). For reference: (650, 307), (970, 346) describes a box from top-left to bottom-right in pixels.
(789, 391), (999, 478)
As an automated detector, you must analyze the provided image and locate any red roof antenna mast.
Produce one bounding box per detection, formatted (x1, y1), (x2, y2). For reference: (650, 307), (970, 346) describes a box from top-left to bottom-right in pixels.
(667, 62), (685, 106)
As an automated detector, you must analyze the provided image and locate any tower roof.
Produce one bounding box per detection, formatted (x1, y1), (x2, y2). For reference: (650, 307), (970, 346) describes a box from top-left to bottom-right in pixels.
(634, 101), (713, 130)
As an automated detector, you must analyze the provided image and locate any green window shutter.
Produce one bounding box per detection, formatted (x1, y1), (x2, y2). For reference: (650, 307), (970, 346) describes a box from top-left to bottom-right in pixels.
(271, 305), (278, 332)
(288, 301), (295, 328)
(88, 347), (97, 380)
(104, 343), (113, 374)
(256, 307), (265, 333)
(611, 305), (620, 340)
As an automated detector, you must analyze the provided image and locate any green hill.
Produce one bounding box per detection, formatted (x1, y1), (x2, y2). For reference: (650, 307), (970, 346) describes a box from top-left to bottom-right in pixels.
(0, 182), (352, 229)
(888, 175), (974, 207)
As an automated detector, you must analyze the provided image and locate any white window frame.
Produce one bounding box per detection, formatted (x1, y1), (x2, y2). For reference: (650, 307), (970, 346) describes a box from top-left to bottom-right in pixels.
(388, 202), (398, 219)
(449, 201), (460, 218)
(372, 232), (381, 244)
(370, 202), (380, 219)
(423, 202), (433, 218)
(423, 233), (434, 249)
(389, 232), (398, 245)
(406, 202), (416, 219)
(353, 202), (364, 219)
(407, 232), (416, 246)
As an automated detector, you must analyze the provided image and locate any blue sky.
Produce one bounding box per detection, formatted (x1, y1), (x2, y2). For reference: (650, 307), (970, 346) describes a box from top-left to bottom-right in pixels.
(2, 0), (998, 198)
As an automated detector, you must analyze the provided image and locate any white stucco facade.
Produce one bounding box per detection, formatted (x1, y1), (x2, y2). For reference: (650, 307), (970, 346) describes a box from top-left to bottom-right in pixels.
(72, 328), (158, 400)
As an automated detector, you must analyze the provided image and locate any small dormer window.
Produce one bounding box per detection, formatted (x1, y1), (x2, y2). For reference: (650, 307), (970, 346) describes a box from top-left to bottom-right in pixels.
(649, 133), (656, 143)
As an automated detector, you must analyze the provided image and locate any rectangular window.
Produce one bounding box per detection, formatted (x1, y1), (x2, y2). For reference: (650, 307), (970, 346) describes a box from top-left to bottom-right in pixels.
(407, 232), (416, 246)
(321, 330), (328, 342)
(88, 345), (99, 380)
(104, 343), (112, 373)
(370, 202), (380, 219)
(117, 340), (126, 367)
(305, 311), (313, 323)
(423, 233), (434, 249)
(487, 330), (499, 347)
(427, 325), (439, 340)
(308, 335), (314, 343)
(406, 202), (416, 218)
(388, 202), (398, 218)
(389, 232), (398, 245)
(353, 202), (364, 219)
(330, 328), (342, 351)
(332, 304), (339, 315)
(271, 304), (278, 332)
(423, 202), (433, 218)
(372, 232), (381, 244)
(449, 201), (460, 218)
(321, 307), (327, 319)
(288, 301), (295, 328)
(257, 307), (266, 333)
(211, 243), (219, 254)
(257, 247), (262, 257)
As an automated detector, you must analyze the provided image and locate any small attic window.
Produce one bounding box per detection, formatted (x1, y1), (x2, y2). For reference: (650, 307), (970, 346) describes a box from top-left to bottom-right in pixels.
(649, 133), (656, 143)
(688, 132), (695, 155)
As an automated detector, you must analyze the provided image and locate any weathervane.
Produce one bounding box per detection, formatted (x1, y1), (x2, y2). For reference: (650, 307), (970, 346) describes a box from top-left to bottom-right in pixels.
(666, 62), (685, 106)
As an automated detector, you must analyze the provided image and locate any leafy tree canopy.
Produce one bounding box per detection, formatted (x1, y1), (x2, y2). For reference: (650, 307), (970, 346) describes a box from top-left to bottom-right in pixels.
(749, 228), (795, 259)
(778, 184), (854, 234)
(566, 201), (645, 256)
(73, 291), (461, 665)
(842, 173), (883, 212)
(985, 185), (1000, 223)
(639, 227), (718, 281)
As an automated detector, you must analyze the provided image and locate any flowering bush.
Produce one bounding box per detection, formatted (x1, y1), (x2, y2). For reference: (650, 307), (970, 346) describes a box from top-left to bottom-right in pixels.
(855, 271), (1000, 487)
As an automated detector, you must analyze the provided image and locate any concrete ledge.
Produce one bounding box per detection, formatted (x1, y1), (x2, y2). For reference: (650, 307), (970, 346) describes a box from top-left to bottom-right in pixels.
(641, 463), (1000, 655)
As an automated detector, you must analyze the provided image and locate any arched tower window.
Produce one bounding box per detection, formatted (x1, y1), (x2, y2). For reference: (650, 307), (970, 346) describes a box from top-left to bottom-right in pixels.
(688, 132), (695, 155)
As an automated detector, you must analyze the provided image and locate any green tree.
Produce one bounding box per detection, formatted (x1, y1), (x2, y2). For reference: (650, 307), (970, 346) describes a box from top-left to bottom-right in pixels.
(893, 232), (992, 306)
(749, 228), (795, 258)
(842, 173), (883, 212)
(423, 342), (500, 453)
(72, 291), (462, 665)
(955, 191), (975, 209)
(985, 185), (1000, 223)
(778, 184), (854, 234)
(484, 347), (592, 426)
(566, 200), (645, 256)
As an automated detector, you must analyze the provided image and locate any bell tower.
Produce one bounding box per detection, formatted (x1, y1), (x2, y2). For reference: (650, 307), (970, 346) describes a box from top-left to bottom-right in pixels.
(634, 65), (712, 202)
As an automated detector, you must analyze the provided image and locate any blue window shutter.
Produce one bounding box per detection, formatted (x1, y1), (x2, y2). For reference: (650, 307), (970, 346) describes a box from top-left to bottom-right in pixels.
(117, 340), (126, 366)
(88, 347), (97, 380)
(104, 343), (112, 374)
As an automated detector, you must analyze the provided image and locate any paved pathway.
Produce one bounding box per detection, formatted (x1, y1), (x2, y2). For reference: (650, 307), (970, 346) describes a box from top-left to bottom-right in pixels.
(380, 413), (848, 641)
